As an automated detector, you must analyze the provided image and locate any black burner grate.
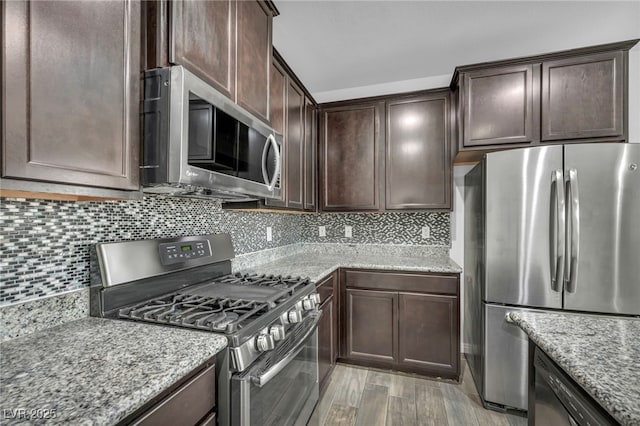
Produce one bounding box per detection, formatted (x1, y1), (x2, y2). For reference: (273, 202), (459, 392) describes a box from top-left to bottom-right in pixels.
(117, 273), (310, 333)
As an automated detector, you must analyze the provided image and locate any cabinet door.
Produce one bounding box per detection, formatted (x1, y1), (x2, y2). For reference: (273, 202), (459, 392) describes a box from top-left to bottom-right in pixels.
(345, 289), (397, 365)
(270, 60), (286, 135)
(2, 0), (140, 190)
(398, 293), (458, 376)
(386, 93), (451, 210)
(318, 295), (335, 390)
(171, 0), (235, 99)
(285, 80), (305, 209)
(265, 60), (287, 207)
(541, 51), (624, 141)
(303, 98), (317, 211)
(462, 64), (536, 147)
(320, 103), (384, 211)
(236, 0), (272, 123)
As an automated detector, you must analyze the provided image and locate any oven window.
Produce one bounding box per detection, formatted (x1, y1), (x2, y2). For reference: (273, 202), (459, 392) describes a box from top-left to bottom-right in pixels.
(232, 327), (319, 426)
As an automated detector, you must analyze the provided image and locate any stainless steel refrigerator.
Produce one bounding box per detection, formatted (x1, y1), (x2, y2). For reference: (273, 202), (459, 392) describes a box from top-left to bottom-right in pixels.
(463, 143), (640, 412)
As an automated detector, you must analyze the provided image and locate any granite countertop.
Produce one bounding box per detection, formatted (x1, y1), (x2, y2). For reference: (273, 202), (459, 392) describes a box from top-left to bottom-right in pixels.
(0, 318), (227, 425)
(239, 250), (462, 283)
(508, 311), (640, 426)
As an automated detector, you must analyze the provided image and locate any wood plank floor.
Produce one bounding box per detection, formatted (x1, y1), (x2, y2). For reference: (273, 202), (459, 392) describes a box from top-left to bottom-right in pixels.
(308, 361), (527, 426)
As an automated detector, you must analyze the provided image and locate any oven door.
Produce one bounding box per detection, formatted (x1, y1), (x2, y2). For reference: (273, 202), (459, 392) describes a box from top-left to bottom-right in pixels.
(231, 314), (320, 426)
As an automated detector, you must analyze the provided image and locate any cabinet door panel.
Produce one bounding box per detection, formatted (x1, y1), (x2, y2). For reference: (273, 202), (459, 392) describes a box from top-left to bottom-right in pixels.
(264, 60), (287, 207)
(398, 293), (458, 374)
(321, 103), (383, 211)
(386, 93), (451, 209)
(462, 64), (535, 147)
(236, 0), (271, 123)
(286, 81), (304, 209)
(171, 0), (235, 98)
(270, 60), (286, 135)
(3, 0), (140, 190)
(542, 51), (624, 141)
(346, 289), (396, 364)
(303, 98), (317, 211)
(318, 296), (335, 389)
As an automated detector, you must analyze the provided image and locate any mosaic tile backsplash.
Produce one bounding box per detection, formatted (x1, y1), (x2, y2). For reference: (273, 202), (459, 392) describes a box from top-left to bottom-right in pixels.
(0, 196), (450, 305)
(0, 196), (301, 305)
(301, 212), (450, 246)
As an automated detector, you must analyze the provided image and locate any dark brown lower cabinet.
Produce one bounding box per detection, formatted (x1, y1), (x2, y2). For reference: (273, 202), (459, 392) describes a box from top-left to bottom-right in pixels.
(317, 273), (338, 391)
(398, 292), (458, 375)
(318, 295), (334, 388)
(341, 270), (460, 380)
(345, 289), (397, 363)
(127, 358), (216, 426)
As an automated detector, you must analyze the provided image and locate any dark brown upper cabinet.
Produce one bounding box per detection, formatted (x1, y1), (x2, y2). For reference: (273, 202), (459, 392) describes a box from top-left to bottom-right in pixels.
(319, 90), (452, 212)
(168, 0), (276, 125)
(264, 52), (317, 211)
(541, 51), (624, 142)
(386, 92), (452, 210)
(285, 80), (305, 209)
(303, 98), (318, 211)
(461, 64), (537, 147)
(319, 102), (384, 211)
(170, 0), (235, 99)
(2, 0), (140, 192)
(236, 0), (272, 123)
(270, 60), (287, 136)
(452, 39), (637, 162)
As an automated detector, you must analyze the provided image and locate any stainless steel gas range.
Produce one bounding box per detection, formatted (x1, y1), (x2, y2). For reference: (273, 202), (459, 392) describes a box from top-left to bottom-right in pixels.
(89, 233), (320, 426)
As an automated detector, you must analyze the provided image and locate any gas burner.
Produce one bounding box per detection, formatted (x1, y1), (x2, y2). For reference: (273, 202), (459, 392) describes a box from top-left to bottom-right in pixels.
(117, 273), (311, 334)
(119, 293), (271, 333)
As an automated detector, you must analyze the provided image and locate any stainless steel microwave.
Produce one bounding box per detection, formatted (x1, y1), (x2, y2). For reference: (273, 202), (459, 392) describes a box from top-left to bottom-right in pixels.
(141, 66), (282, 200)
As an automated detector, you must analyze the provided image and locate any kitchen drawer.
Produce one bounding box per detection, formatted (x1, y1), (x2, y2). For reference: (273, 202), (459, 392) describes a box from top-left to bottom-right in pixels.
(316, 273), (335, 304)
(133, 362), (216, 426)
(344, 270), (457, 295)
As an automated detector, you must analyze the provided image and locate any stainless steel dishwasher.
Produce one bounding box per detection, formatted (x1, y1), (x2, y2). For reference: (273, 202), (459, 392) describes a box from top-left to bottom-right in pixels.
(532, 347), (617, 426)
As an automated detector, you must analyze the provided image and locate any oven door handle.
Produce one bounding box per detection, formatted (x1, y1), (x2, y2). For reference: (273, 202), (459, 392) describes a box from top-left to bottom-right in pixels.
(251, 314), (320, 388)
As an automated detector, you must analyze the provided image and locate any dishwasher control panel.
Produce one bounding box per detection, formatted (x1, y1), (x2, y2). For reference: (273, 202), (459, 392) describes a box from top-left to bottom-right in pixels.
(159, 240), (211, 265)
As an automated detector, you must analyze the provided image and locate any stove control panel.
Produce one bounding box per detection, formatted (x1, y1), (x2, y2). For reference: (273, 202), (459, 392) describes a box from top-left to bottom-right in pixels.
(159, 240), (211, 265)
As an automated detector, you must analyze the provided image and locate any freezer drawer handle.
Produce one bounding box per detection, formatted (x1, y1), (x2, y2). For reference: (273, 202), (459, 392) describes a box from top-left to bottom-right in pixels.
(550, 170), (565, 291)
(565, 169), (580, 293)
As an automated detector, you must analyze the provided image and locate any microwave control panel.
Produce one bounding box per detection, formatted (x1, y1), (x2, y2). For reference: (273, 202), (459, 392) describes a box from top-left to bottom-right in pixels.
(159, 240), (211, 265)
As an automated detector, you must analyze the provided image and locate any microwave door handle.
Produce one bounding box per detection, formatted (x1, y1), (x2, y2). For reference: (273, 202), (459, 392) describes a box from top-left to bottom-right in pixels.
(261, 134), (281, 191)
(251, 314), (320, 387)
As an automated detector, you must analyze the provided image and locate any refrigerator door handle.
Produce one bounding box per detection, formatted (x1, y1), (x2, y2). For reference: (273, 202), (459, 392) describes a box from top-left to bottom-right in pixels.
(565, 169), (580, 293)
(550, 170), (565, 291)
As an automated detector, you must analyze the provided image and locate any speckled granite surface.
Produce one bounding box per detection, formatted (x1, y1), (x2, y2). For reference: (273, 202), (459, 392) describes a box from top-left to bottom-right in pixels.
(231, 243), (303, 272)
(0, 318), (227, 425)
(508, 311), (640, 426)
(239, 247), (461, 283)
(0, 289), (89, 343)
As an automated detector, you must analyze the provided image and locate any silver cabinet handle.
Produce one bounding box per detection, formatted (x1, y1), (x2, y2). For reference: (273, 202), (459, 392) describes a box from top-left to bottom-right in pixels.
(565, 169), (580, 293)
(261, 133), (281, 191)
(550, 170), (565, 291)
(251, 314), (319, 387)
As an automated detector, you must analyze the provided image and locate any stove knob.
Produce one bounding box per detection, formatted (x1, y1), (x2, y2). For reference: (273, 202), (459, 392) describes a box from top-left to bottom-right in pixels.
(269, 324), (286, 341)
(255, 334), (275, 352)
(287, 309), (302, 324)
(310, 292), (321, 305)
(302, 298), (315, 311)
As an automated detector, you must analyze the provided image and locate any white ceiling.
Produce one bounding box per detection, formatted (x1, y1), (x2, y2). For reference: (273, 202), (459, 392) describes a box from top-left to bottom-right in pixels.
(272, 1), (640, 103)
